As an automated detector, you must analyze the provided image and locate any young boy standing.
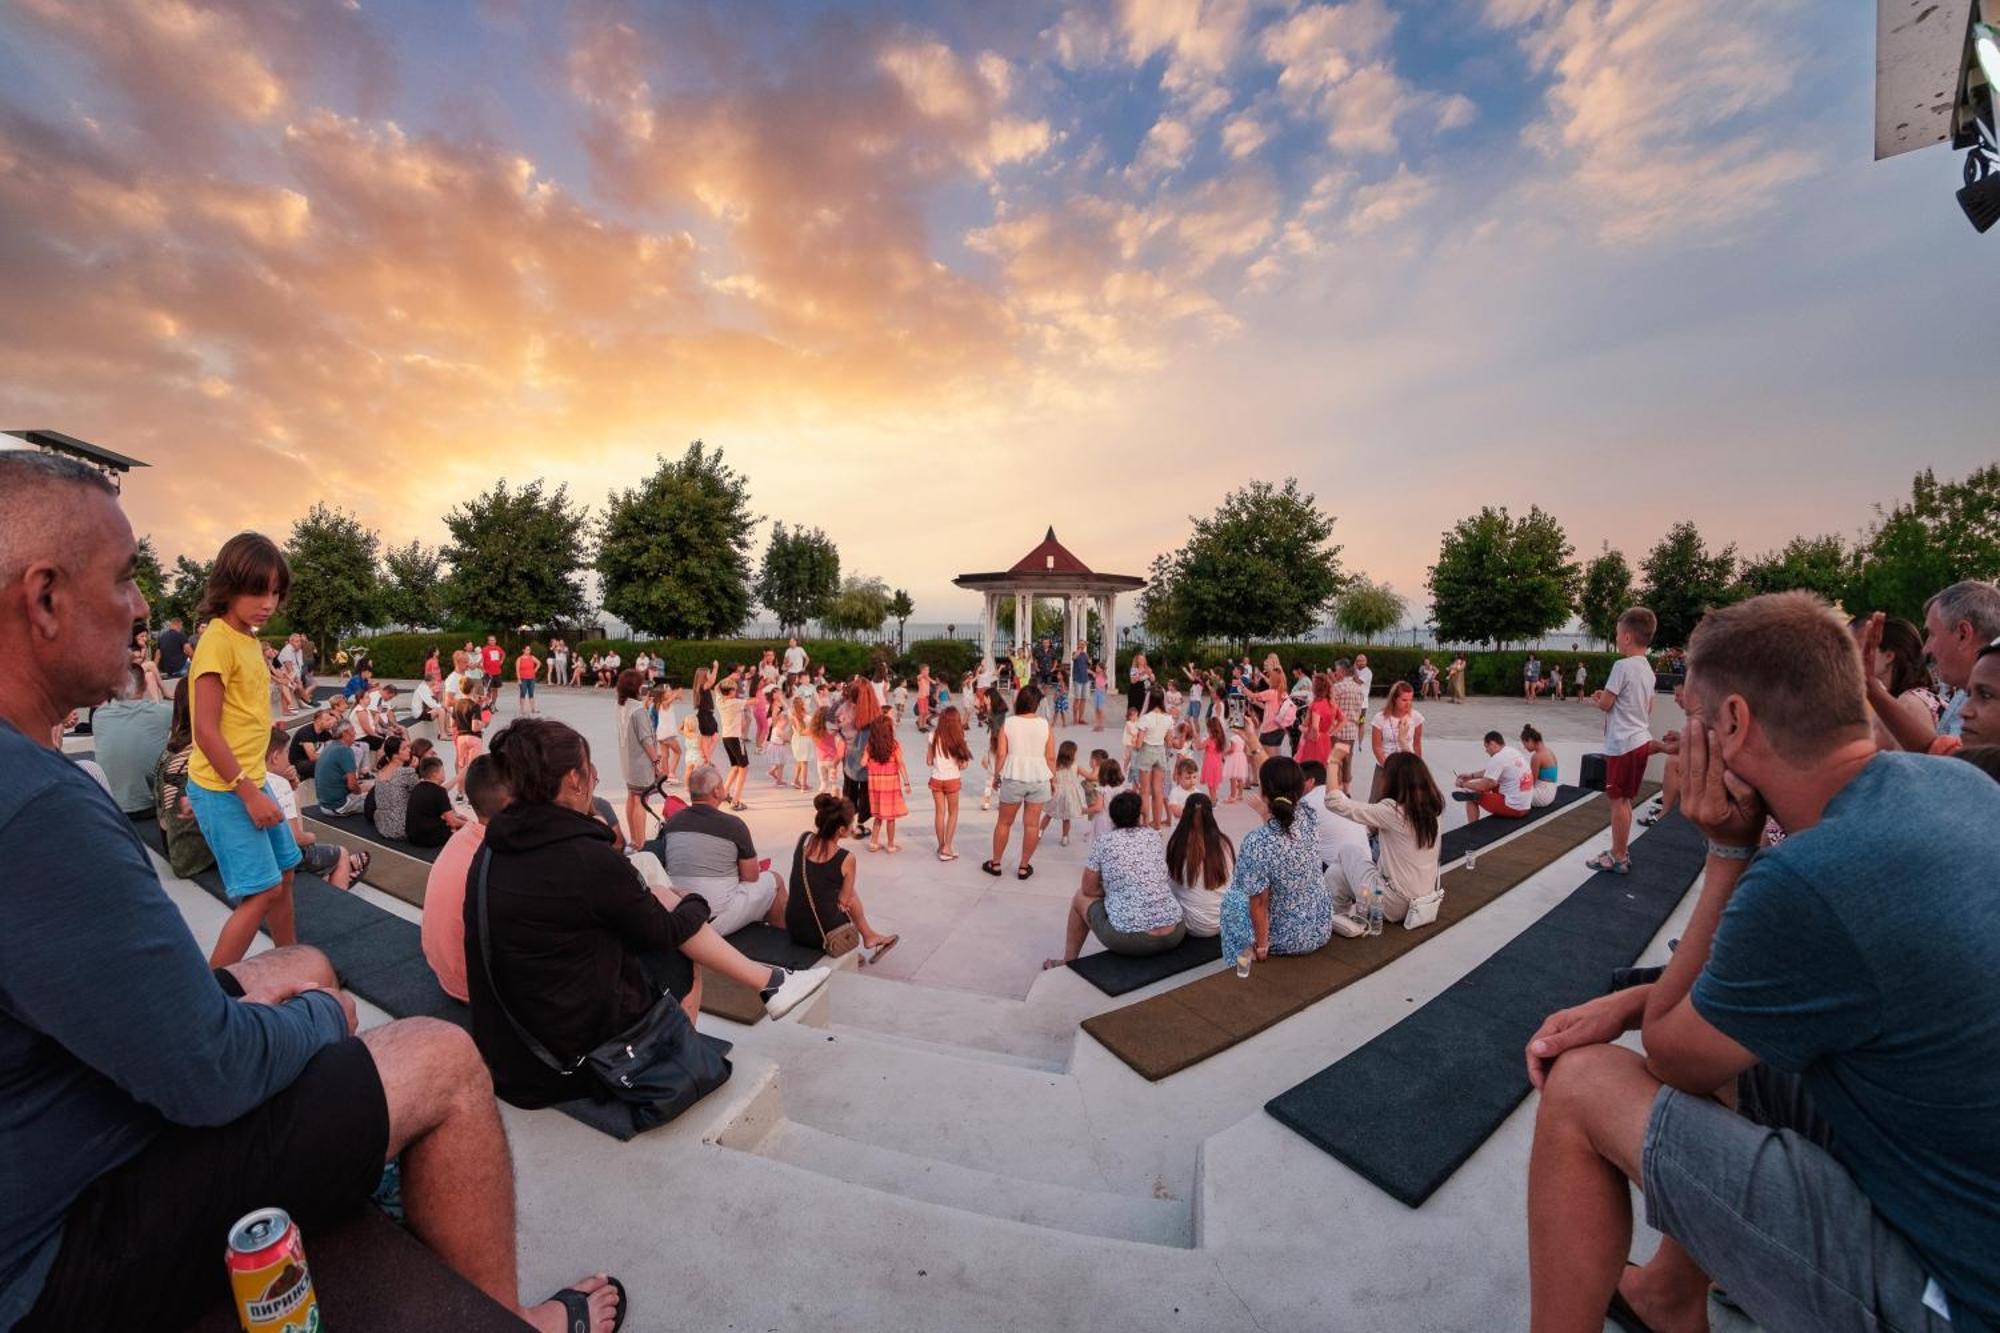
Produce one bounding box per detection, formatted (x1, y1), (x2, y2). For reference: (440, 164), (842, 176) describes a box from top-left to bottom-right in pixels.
(1587, 607), (1658, 874)
(185, 533), (301, 967)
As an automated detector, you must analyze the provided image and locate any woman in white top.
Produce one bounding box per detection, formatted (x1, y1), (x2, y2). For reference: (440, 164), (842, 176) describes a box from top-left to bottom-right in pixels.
(1324, 751), (1445, 930)
(984, 684), (1056, 880)
(927, 707), (973, 861)
(1367, 680), (1425, 802)
(1132, 692), (1177, 829)
(1164, 792), (1233, 937)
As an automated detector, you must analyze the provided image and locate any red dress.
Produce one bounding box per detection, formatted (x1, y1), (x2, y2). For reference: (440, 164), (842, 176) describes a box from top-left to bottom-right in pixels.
(1297, 699), (1335, 764)
(866, 744), (908, 819)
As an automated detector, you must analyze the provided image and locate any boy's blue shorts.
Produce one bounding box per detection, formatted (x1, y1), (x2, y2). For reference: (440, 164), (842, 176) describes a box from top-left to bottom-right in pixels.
(186, 783), (302, 902)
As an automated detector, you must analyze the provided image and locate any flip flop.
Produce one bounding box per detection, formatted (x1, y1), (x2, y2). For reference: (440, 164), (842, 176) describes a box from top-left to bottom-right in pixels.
(866, 935), (900, 965)
(347, 849), (371, 884)
(550, 1275), (627, 1333)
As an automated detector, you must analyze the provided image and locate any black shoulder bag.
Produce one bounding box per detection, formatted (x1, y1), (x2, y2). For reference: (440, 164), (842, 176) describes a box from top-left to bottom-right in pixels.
(473, 846), (731, 1134)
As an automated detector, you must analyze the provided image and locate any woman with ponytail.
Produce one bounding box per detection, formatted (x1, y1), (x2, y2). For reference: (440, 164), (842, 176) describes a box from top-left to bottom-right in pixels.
(786, 794), (898, 963)
(1217, 756), (1332, 965)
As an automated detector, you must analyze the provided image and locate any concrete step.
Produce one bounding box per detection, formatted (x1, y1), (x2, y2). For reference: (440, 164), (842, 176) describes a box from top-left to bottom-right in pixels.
(747, 1120), (1193, 1248)
(795, 970), (1079, 1071)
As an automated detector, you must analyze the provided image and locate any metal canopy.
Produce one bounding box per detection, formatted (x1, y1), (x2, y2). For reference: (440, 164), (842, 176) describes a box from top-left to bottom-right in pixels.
(1876, 0), (1976, 158)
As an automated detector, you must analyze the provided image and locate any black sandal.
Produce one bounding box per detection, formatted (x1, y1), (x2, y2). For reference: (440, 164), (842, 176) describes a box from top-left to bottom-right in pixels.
(550, 1275), (627, 1333)
(981, 859), (1003, 876)
(1017, 864), (1035, 880)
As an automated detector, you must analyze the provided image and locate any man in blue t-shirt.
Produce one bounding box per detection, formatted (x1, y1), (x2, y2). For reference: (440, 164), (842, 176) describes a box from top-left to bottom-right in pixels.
(0, 452), (624, 1332)
(1523, 592), (2000, 1333)
(312, 718), (367, 814)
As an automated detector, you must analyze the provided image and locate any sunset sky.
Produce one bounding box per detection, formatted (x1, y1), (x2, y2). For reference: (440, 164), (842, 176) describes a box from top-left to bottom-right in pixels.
(0, 0), (1988, 624)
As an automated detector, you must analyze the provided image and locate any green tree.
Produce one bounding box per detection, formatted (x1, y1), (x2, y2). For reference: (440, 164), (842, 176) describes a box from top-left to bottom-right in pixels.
(1144, 479), (1346, 651)
(887, 588), (915, 651)
(133, 536), (165, 618)
(1640, 521), (1737, 647)
(823, 575), (890, 639)
(756, 521), (840, 635)
(381, 540), (446, 629)
(1427, 505), (1578, 647)
(442, 479), (590, 630)
(1845, 466), (2000, 621)
(597, 442), (755, 638)
(1333, 577), (1405, 642)
(1734, 534), (1852, 604)
(1577, 547), (1634, 645)
(284, 505), (382, 654)
(162, 555), (210, 627)
(997, 599), (1068, 640)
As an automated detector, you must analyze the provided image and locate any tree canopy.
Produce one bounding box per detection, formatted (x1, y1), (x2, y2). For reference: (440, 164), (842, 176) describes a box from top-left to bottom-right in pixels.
(1142, 478), (1345, 649)
(1426, 505), (1578, 647)
(133, 536), (165, 618)
(598, 442), (755, 638)
(161, 555), (210, 626)
(284, 504), (382, 650)
(887, 588), (915, 649)
(1577, 548), (1634, 645)
(1734, 534), (1852, 604)
(757, 522), (840, 635)
(381, 540), (446, 629)
(1639, 521), (1737, 647)
(1845, 466), (2000, 622)
(823, 575), (890, 638)
(441, 479), (590, 630)
(1333, 578), (1405, 642)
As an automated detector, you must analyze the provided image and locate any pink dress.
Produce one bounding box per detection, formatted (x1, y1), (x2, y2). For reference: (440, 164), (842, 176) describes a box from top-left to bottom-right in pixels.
(1220, 735), (1249, 786)
(1201, 737), (1224, 791)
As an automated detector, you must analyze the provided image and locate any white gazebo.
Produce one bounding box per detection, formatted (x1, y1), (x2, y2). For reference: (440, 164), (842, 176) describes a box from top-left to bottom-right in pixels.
(953, 528), (1146, 670)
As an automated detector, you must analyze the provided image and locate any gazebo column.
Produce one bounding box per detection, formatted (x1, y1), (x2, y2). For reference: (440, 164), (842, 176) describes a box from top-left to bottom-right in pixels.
(1101, 594), (1118, 669)
(981, 591), (997, 669)
(1016, 592), (1029, 652)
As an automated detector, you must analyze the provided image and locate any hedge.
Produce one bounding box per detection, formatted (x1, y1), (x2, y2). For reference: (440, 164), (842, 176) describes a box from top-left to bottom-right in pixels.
(1115, 641), (1627, 697)
(341, 631), (983, 684)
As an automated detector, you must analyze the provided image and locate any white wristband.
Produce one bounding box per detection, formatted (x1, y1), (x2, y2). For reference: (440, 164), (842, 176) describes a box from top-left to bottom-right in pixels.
(1706, 840), (1755, 861)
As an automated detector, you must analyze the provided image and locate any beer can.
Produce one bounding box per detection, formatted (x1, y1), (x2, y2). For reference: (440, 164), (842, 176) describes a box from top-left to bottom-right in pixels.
(226, 1207), (321, 1333)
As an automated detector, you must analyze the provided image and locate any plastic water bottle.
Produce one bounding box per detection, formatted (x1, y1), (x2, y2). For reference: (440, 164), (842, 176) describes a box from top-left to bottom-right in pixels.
(1465, 846), (1478, 872)
(1366, 885), (1384, 936)
(1235, 949), (1254, 979)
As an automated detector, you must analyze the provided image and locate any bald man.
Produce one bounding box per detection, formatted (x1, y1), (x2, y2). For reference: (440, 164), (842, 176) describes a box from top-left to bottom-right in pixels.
(0, 452), (623, 1333)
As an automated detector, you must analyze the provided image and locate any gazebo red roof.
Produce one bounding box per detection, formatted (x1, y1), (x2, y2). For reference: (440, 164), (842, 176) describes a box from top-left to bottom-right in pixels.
(1009, 528), (1092, 576)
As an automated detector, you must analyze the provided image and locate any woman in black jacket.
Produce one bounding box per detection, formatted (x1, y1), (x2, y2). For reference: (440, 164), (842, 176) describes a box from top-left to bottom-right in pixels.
(463, 718), (829, 1108)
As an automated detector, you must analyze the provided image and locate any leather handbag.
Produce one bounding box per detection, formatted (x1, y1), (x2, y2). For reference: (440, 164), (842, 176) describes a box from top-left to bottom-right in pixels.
(473, 847), (731, 1134)
(795, 834), (862, 958)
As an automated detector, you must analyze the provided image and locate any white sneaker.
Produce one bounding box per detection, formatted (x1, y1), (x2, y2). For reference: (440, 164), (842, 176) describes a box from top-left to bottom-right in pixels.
(763, 966), (832, 1021)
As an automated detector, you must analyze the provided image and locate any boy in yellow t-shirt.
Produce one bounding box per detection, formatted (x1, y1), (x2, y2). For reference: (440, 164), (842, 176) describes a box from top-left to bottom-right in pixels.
(185, 532), (302, 967)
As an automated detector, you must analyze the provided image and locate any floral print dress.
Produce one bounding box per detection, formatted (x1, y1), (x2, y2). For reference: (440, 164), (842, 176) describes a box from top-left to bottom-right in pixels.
(1219, 811), (1333, 963)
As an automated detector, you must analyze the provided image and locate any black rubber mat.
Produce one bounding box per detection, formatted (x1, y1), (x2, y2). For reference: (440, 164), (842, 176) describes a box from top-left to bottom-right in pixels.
(1263, 813), (1706, 1207)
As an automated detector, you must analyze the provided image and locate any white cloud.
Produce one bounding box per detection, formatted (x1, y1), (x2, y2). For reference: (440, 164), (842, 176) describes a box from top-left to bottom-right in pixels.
(1347, 163), (1434, 232)
(1324, 64), (1408, 154)
(1220, 110), (1270, 158)
(1132, 114), (1196, 179)
(1259, 0), (1397, 101)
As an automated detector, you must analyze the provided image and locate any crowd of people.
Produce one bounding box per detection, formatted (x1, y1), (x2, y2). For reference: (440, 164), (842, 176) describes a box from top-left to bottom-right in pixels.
(8, 441), (1998, 1333)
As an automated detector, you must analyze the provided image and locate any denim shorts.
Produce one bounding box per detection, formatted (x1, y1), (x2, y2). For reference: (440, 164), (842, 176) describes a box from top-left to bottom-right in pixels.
(518, 679), (535, 698)
(995, 777), (1051, 806)
(185, 782), (302, 902)
(1642, 1067), (1955, 1333)
(1130, 744), (1168, 774)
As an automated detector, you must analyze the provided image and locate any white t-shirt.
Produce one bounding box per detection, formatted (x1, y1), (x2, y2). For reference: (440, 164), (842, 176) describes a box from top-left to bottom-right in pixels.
(1173, 876), (1224, 938)
(1091, 782), (1127, 837)
(783, 646), (807, 674)
(1138, 712), (1175, 746)
(1354, 666), (1374, 697)
(1370, 709), (1423, 755)
(1309, 786), (1372, 864)
(1602, 656), (1656, 756)
(413, 680), (439, 717)
(1482, 746), (1534, 812)
(444, 671), (465, 701)
(265, 774), (301, 821)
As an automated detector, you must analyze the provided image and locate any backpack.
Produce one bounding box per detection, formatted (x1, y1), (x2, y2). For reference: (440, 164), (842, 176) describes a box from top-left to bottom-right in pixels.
(1276, 698), (1298, 729)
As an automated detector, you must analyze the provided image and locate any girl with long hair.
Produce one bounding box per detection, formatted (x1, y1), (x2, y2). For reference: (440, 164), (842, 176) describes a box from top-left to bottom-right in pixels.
(842, 680), (882, 838)
(614, 668), (658, 846)
(985, 683), (1056, 880)
(1165, 792), (1234, 938)
(928, 706), (972, 861)
(863, 714), (911, 853)
(1217, 757), (1331, 965)
(787, 693), (814, 789)
(1324, 750), (1444, 931)
(691, 662), (720, 765)
(1366, 680), (1424, 802)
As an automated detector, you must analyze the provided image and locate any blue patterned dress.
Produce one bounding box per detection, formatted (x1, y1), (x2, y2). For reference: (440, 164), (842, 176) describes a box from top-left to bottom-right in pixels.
(1219, 809), (1333, 962)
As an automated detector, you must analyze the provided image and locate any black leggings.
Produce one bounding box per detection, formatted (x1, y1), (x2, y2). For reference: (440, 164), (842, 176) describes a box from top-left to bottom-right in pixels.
(844, 772), (872, 829)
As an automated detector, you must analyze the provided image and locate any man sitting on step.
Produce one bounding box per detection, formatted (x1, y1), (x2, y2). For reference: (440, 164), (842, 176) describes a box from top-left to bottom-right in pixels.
(656, 764), (790, 936)
(1522, 591), (2000, 1333)
(0, 452), (628, 1333)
